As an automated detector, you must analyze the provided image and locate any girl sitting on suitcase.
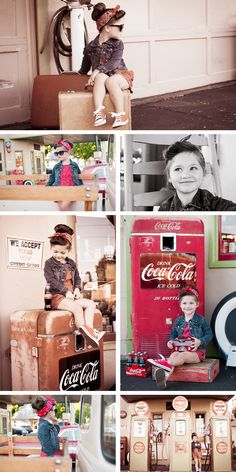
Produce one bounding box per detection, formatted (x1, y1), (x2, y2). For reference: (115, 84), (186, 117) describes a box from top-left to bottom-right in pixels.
(44, 223), (105, 346)
(79, 2), (134, 128)
(148, 287), (213, 389)
(46, 139), (83, 211)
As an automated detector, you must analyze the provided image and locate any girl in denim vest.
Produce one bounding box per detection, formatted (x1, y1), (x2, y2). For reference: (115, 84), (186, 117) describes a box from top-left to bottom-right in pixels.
(44, 224), (105, 346)
(31, 396), (61, 457)
(46, 139), (83, 211)
(79, 3), (134, 128)
(148, 287), (213, 389)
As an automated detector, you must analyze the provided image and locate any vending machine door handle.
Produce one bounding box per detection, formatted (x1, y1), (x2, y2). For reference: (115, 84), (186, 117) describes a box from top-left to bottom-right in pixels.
(31, 347), (39, 358)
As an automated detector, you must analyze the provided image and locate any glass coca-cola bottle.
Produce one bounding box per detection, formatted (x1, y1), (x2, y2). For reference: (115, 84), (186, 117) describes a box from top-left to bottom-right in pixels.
(44, 283), (52, 311)
(127, 353), (132, 366)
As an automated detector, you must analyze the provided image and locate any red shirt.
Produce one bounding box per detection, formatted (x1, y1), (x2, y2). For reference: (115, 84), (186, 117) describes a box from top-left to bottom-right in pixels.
(182, 322), (206, 361)
(60, 165), (74, 186)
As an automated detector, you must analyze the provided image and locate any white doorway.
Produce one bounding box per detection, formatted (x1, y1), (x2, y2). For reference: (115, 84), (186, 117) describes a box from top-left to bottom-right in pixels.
(0, 0), (37, 126)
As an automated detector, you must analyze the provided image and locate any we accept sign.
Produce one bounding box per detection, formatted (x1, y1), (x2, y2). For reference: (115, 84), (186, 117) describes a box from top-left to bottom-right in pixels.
(7, 237), (44, 270)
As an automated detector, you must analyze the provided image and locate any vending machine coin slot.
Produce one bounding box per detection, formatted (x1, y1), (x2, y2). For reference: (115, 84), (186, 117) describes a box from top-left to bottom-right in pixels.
(161, 234), (176, 251)
(75, 332), (85, 352)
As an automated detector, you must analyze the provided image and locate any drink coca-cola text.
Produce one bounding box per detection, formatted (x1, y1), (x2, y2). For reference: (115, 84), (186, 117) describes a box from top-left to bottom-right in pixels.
(141, 262), (195, 282)
(59, 360), (99, 391)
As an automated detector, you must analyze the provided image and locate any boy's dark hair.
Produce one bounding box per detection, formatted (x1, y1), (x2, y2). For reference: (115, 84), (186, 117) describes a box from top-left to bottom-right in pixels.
(164, 137), (206, 176)
(31, 396), (47, 411)
(92, 2), (125, 27)
(192, 432), (197, 439)
(50, 224), (74, 249)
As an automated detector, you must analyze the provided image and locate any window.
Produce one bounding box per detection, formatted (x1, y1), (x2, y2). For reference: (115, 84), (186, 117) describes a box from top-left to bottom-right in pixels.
(101, 395), (115, 464)
(15, 151), (24, 171)
(0, 415), (8, 434)
(93, 167), (106, 179)
(80, 396), (92, 431)
(153, 413), (163, 443)
(60, 429), (74, 440)
(195, 413), (205, 436)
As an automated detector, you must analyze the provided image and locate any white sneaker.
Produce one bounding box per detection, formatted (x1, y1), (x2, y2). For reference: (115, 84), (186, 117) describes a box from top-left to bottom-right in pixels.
(93, 106), (106, 126)
(94, 329), (106, 342)
(111, 112), (128, 128)
(80, 324), (98, 346)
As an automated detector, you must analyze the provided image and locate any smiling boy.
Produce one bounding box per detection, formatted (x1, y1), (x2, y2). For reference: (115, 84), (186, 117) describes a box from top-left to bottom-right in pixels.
(158, 139), (236, 211)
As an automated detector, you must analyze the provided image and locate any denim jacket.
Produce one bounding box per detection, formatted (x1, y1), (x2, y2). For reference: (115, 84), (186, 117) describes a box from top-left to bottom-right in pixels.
(38, 418), (60, 456)
(79, 35), (127, 75)
(46, 160), (83, 187)
(159, 188), (236, 211)
(169, 313), (213, 349)
(44, 257), (81, 295)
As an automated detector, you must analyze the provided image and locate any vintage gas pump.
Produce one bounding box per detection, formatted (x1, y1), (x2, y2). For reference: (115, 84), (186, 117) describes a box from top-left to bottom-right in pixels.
(129, 401), (151, 472)
(10, 309), (104, 391)
(130, 217), (204, 357)
(40, 0), (92, 72)
(210, 400), (232, 472)
(169, 396), (192, 472)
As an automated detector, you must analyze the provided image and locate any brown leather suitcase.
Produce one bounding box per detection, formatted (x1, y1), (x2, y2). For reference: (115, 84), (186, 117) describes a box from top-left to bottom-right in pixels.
(59, 89), (132, 130)
(31, 74), (89, 129)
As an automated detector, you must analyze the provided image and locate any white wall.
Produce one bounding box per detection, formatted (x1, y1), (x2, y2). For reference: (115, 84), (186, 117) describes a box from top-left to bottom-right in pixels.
(218, 134), (236, 202)
(37, 0), (236, 98)
(121, 215), (236, 355)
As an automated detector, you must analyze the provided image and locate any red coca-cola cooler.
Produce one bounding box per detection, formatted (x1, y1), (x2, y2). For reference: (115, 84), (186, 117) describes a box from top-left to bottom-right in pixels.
(130, 217), (204, 357)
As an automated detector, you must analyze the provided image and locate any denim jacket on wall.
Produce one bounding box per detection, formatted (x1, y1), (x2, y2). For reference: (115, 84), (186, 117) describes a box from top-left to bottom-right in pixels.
(169, 313), (213, 349)
(38, 418), (60, 456)
(79, 35), (127, 75)
(46, 160), (83, 186)
(44, 257), (81, 295)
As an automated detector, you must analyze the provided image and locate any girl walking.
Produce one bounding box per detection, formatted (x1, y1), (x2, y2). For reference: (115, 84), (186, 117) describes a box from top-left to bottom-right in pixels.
(79, 3), (134, 128)
(44, 223), (105, 346)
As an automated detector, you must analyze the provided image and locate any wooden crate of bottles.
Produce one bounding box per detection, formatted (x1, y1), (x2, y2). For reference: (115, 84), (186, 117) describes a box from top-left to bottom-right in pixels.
(125, 352), (152, 378)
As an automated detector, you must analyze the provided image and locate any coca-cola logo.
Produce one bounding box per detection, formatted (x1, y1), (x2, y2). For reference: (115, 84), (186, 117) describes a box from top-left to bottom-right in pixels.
(141, 262), (195, 282)
(59, 351), (100, 391)
(155, 222), (181, 232)
(140, 253), (196, 290)
(127, 368), (144, 375)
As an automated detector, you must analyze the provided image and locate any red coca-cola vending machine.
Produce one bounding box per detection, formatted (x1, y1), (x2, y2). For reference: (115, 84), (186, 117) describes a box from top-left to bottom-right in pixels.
(130, 217), (204, 357)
